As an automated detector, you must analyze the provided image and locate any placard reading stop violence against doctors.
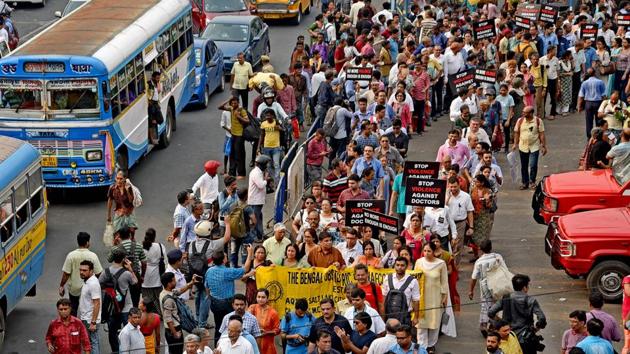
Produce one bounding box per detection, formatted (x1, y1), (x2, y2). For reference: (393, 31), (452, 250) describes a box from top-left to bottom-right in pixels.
(404, 178), (447, 208)
(345, 199), (386, 226)
(472, 20), (496, 41)
(403, 161), (440, 180)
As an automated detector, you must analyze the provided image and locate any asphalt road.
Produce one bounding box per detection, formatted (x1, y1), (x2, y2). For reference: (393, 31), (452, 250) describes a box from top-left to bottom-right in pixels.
(1, 3), (625, 354)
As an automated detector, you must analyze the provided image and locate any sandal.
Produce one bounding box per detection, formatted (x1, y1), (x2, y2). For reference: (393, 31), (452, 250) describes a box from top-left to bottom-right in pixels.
(427, 346), (436, 354)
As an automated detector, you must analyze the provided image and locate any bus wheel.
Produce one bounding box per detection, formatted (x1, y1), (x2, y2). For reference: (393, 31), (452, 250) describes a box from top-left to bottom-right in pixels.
(0, 306), (5, 349)
(158, 106), (174, 148)
(115, 149), (128, 175)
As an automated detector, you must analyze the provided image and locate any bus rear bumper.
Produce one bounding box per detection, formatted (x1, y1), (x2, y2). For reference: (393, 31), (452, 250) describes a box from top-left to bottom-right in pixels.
(43, 167), (114, 188)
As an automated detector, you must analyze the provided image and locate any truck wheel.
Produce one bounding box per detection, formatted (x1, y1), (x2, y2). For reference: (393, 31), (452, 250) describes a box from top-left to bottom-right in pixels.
(586, 260), (630, 302)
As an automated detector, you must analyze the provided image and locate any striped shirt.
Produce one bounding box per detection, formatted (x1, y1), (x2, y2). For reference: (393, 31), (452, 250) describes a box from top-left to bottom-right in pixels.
(107, 240), (146, 276)
(323, 172), (348, 207)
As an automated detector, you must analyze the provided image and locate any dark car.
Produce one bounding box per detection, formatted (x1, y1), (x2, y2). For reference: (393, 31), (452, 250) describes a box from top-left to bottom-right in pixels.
(201, 15), (270, 74)
(187, 38), (225, 108)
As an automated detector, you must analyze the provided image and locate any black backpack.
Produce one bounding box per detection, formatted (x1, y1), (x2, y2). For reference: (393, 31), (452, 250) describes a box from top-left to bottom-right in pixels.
(189, 241), (210, 277)
(384, 274), (414, 325)
(100, 268), (126, 323)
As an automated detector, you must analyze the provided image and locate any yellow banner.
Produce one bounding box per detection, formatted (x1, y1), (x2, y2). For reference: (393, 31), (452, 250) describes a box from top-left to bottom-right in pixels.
(256, 266), (424, 317)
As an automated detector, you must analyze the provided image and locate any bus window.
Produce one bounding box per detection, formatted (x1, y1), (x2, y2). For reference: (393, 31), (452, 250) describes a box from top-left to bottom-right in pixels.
(0, 195), (13, 243)
(136, 73), (145, 96)
(14, 181), (29, 230)
(47, 80), (99, 112)
(29, 168), (44, 215)
(0, 80), (44, 110)
(118, 87), (129, 111)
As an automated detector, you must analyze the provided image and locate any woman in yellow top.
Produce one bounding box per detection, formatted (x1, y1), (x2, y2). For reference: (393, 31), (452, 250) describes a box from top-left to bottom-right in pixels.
(529, 54), (548, 119)
(259, 108), (284, 184)
(496, 320), (524, 354)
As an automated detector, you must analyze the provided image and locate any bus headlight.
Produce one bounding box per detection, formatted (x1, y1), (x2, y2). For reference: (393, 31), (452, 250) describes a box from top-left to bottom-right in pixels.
(86, 150), (103, 161)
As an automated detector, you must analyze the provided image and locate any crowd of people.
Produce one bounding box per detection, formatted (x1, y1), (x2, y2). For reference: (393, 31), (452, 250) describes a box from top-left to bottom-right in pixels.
(44, 0), (630, 353)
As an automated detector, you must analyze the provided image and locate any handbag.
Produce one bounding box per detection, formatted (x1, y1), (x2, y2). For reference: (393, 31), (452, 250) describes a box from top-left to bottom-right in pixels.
(600, 62), (616, 75)
(158, 244), (166, 275)
(491, 124), (504, 151)
(103, 222), (114, 247)
(440, 306), (450, 328)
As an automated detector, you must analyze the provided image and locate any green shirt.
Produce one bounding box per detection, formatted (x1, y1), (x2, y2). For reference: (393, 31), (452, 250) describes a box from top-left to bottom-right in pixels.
(62, 248), (104, 297)
(107, 240), (146, 275)
(262, 236), (292, 265)
(392, 173), (408, 214)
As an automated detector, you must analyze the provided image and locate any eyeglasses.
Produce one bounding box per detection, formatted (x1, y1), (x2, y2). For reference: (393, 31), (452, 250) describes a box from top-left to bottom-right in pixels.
(396, 336), (409, 340)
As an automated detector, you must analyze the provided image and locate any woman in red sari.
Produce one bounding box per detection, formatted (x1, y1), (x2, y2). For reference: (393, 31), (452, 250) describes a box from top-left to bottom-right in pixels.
(139, 297), (160, 354)
(249, 288), (281, 354)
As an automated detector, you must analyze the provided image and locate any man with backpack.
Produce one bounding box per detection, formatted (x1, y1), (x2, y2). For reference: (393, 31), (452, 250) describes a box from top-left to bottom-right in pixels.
(325, 98), (353, 161)
(99, 248), (138, 353)
(230, 188), (257, 268)
(188, 219), (232, 328)
(512, 106), (547, 190)
(381, 257), (420, 327)
(107, 226), (145, 307)
(282, 298), (315, 354)
(160, 271), (200, 354)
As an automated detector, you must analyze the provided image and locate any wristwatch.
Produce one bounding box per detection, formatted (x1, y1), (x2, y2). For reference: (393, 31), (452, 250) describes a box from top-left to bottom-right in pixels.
(90, 321), (96, 325)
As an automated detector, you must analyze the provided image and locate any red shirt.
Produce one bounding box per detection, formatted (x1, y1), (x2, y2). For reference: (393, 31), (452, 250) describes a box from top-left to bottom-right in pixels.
(334, 46), (346, 73)
(410, 71), (430, 101)
(306, 137), (328, 166)
(357, 282), (384, 311)
(45, 316), (91, 354)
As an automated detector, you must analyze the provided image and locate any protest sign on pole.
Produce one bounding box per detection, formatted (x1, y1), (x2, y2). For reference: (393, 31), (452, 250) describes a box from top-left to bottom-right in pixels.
(363, 209), (398, 234)
(472, 20), (497, 41)
(539, 5), (557, 23)
(345, 199), (386, 226)
(404, 178), (447, 207)
(448, 69), (475, 94)
(403, 161), (440, 180)
(346, 67), (373, 81)
(475, 69), (497, 85)
(580, 24), (597, 40)
(515, 16), (532, 30)
(515, 3), (540, 21)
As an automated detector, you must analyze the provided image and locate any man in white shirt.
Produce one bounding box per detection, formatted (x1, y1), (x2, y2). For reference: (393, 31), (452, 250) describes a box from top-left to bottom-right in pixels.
(310, 66), (327, 101)
(381, 258), (420, 326)
(248, 155), (269, 240)
(472, 151), (503, 186)
(192, 160), (220, 209)
(446, 177), (474, 266)
(366, 319), (400, 354)
(78, 260), (101, 354)
(597, 19), (615, 47)
(425, 206), (458, 250)
(170, 190), (192, 243)
(371, 2), (393, 23)
(349, 0), (366, 26)
(462, 118), (490, 145)
(118, 308), (145, 353)
(540, 46), (560, 119)
(165, 249), (190, 301)
(344, 288), (386, 335)
(217, 319), (255, 354)
(337, 230), (363, 265)
(449, 88), (470, 122)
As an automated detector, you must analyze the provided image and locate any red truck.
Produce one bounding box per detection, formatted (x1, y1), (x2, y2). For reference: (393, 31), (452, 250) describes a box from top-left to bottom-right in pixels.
(545, 207), (630, 301)
(532, 168), (630, 225)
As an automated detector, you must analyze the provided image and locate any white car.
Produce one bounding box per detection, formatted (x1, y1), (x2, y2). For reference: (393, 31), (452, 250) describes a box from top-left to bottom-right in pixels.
(54, 0), (89, 17)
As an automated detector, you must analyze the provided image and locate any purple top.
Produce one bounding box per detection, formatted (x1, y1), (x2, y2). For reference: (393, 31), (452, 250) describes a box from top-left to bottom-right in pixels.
(586, 309), (622, 342)
(561, 329), (587, 352)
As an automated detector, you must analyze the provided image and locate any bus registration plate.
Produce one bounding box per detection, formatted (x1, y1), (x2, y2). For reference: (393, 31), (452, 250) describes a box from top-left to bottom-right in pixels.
(42, 156), (57, 167)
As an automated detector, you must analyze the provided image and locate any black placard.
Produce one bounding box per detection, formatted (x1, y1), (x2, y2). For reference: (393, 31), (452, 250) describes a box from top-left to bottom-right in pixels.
(475, 69), (497, 85)
(580, 24), (597, 40)
(346, 67), (373, 81)
(617, 14), (630, 28)
(515, 4), (541, 21)
(472, 20), (497, 41)
(539, 5), (557, 23)
(345, 199), (386, 226)
(404, 178), (447, 208)
(447, 68), (475, 94)
(363, 209), (398, 234)
(403, 161), (440, 180)
(515, 16), (532, 30)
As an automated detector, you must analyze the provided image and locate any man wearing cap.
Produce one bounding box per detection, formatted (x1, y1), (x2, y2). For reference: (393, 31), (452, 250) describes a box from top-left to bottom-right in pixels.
(192, 160), (220, 210)
(188, 219), (232, 328)
(165, 249), (190, 301)
(263, 223), (292, 265)
(261, 55), (274, 73)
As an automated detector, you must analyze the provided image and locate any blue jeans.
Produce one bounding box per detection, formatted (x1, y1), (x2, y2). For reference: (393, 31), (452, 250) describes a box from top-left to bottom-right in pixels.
(251, 205), (263, 239)
(262, 147), (282, 183)
(231, 233), (255, 267)
(82, 321), (100, 354)
(519, 150), (540, 185)
(195, 285), (211, 328)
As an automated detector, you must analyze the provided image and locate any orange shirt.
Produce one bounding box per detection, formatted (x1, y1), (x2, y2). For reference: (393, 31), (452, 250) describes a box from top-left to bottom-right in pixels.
(307, 246), (346, 268)
(357, 282), (384, 311)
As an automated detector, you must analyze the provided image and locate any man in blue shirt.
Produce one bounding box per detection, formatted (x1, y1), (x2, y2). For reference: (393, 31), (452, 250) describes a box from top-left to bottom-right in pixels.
(388, 325), (429, 354)
(352, 145), (385, 192)
(431, 26), (448, 50)
(281, 298), (314, 354)
(576, 318), (614, 354)
(539, 23), (558, 56)
(205, 250), (254, 345)
(583, 39), (598, 73)
(578, 68), (607, 138)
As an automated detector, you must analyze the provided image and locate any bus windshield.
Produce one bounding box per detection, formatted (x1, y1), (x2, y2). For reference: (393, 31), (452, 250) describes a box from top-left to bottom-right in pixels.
(47, 79), (99, 112)
(0, 79), (44, 111)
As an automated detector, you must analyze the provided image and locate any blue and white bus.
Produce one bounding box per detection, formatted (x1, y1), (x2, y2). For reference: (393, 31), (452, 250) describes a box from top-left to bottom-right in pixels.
(0, 0), (196, 187)
(0, 136), (47, 349)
